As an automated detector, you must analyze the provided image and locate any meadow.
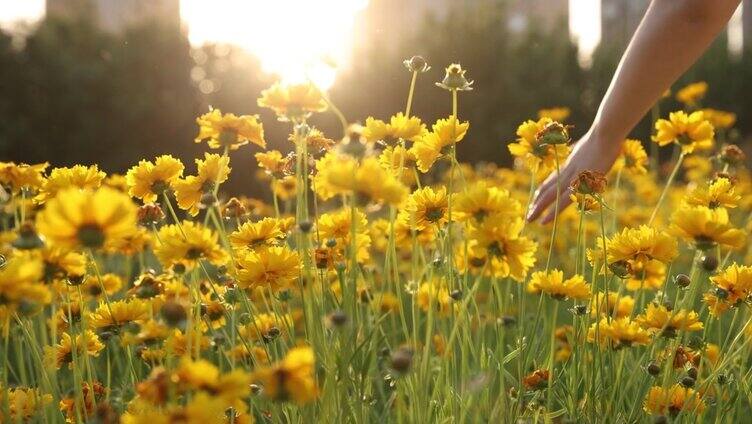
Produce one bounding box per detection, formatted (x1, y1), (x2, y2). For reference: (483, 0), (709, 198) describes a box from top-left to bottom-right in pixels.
(1, 57), (751, 423)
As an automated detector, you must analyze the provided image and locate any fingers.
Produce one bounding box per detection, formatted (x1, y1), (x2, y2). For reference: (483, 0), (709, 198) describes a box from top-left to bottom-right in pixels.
(526, 180), (556, 222)
(541, 191), (573, 225)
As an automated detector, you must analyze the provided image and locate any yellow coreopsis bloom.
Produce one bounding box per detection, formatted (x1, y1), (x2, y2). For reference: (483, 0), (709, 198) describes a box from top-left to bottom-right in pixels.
(587, 317), (651, 348)
(258, 81), (327, 120)
(36, 187), (137, 250)
(44, 330), (104, 369)
(463, 215), (537, 281)
(362, 113), (426, 144)
(636, 303), (703, 337)
(405, 186), (449, 229)
(508, 118), (571, 181)
(704, 263), (752, 316)
(684, 176), (740, 209)
(0, 253), (49, 318)
(0, 387), (52, 422)
(253, 346), (318, 405)
(229, 217), (289, 253)
(670, 205), (745, 250)
(235, 246), (300, 292)
(35, 165), (106, 203)
(378, 145), (419, 185)
(652, 111), (714, 153)
(239, 312), (293, 342)
(537, 107), (570, 122)
(314, 152), (408, 205)
(701, 108), (736, 129)
(87, 299), (149, 330)
(592, 225), (678, 277)
(589, 291), (635, 318)
(527, 269), (591, 300)
(411, 116), (470, 173)
(195, 108), (266, 150)
(125, 155), (184, 203)
(316, 208), (372, 263)
(643, 384), (705, 416)
(675, 81), (707, 107)
(173, 153), (231, 216)
(612, 139), (648, 175)
(255, 150), (287, 177)
(154, 221), (228, 271)
(415, 279), (455, 317)
(452, 181), (522, 222)
(0, 162), (48, 193)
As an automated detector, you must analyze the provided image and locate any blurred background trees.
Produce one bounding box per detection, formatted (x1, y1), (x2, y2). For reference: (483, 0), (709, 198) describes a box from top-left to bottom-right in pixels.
(1, 0), (750, 194)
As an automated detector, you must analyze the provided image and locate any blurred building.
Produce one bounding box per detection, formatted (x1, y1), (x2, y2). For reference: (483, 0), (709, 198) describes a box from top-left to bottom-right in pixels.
(46, 0), (179, 32)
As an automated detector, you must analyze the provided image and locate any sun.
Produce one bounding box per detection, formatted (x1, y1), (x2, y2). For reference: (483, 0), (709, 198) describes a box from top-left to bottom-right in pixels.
(181, 0), (369, 91)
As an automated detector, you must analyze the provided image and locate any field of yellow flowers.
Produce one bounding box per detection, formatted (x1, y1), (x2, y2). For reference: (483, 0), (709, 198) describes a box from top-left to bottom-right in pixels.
(1, 57), (751, 423)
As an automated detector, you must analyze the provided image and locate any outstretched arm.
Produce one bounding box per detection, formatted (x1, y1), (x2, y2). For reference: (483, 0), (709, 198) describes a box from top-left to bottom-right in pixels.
(527, 0), (741, 223)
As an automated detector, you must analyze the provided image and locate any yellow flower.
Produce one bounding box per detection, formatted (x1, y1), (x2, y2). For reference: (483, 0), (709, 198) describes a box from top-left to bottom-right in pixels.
(104, 226), (151, 255)
(252, 346), (318, 405)
(0, 253), (49, 317)
(82, 273), (123, 299)
(154, 221), (228, 271)
(411, 116), (470, 173)
(126, 155), (184, 203)
(643, 384), (705, 416)
(652, 111), (714, 154)
(527, 269), (591, 300)
(36, 187), (137, 250)
(636, 303), (703, 337)
(0, 162), (48, 193)
(415, 279), (455, 317)
(405, 186), (449, 229)
(316, 208), (372, 263)
(35, 165), (106, 203)
(236, 246), (300, 292)
(624, 259), (666, 291)
(589, 291), (634, 319)
(195, 108), (265, 150)
(675, 81), (707, 107)
(537, 107), (570, 122)
(363, 113), (426, 144)
(272, 175), (298, 201)
(700, 108), (736, 129)
(670, 205), (745, 250)
(704, 263), (752, 316)
(684, 176), (740, 209)
(258, 81), (327, 120)
(463, 215), (537, 281)
(452, 181), (522, 222)
(44, 330), (104, 369)
(508, 118), (571, 181)
(239, 312), (293, 342)
(612, 139), (648, 175)
(40, 246), (86, 284)
(587, 317), (651, 348)
(229, 217), (288, 252)
(255, 150), (287, 176)
(0, 387), (52, 422)
(173, 153), (231, 216)
(314, 152), (408, 205)
(592, 225), (678, 277)
(88, 299), (149, 330)
(378, 145), (419, 185)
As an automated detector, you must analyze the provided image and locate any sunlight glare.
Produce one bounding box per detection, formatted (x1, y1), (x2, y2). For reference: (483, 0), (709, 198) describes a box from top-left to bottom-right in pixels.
(181, 0), (369, 91)
(569, 0), (601, 67)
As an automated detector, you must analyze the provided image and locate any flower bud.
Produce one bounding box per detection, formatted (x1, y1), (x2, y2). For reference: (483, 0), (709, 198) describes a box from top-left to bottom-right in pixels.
(701, 255), (719, 272)
(390, 347), (414, 374)
(403, 55), (430, 73)
(138, 203), (165, 226)
(720, 144), (746, 165)
(536, 121), (572, 146)
(436, 63), (473, 91)
(570, 170), (607, 195)
(161, 301), (187, 328)
(327, 310), (348, 328)
(680, 376), (695, 388)
(674, 274), (691, 288)
(222, 197), (247, 219)
(647, 362), (661, 376)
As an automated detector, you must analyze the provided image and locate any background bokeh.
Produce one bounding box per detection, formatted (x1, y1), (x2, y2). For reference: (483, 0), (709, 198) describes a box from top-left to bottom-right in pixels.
(2, 0), (752, 195)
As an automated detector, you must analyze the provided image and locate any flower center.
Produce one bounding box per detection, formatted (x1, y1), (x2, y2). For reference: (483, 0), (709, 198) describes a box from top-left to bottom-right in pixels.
(77, 224), (105, 249)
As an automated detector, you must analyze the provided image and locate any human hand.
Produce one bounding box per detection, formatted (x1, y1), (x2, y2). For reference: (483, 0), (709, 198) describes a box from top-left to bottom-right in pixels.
(526, 130), (622, 224)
